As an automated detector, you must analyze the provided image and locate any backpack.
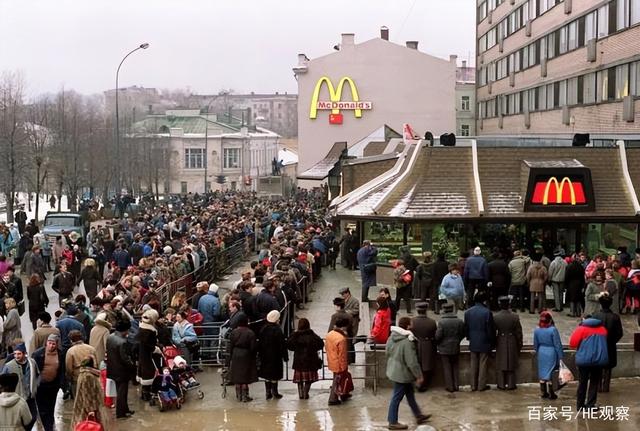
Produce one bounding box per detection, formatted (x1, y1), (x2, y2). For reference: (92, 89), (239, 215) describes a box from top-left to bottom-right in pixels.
(575, 334), (609, 367)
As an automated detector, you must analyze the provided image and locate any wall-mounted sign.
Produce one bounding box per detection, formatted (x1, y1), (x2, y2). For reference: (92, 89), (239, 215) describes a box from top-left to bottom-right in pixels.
(309, 76), (372, 124)
(525, 167), (595, 212)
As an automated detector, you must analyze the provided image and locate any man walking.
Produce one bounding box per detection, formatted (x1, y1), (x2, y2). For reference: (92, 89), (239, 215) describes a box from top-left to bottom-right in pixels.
(1, 343), (38, 430)
(435, 302), (465, 392)
(32, 335), (65, 431)
(548, 251), (567, 312)
(464, 292), (495, 391)
(385, 317), (431, 430)
(493, 296), (523, 390)
(65, 330), (98, 397)
(52, 262), (75, 307)
(357, 240), (378, 303)
(411, 302), (437, 392)
(107, 319), (135, 419)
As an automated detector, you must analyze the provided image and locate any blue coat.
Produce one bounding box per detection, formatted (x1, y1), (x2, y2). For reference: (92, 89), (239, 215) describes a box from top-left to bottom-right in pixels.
(56, 317), (86, 349)
(440, 273), (464, 299)
(533, 326), (563, 380)
(463, 255), (489, 282)
(357, 246), (378, 288)
(464, 304), (495, 353)
(198, 292), (221, 323)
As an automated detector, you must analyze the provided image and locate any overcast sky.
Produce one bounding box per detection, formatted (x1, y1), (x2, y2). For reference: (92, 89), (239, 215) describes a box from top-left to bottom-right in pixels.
(0, 0), (475, 98)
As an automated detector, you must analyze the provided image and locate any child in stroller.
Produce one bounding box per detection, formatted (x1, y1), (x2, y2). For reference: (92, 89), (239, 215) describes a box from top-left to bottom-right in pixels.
(151, 367), (182, 411)
(173, 356), (204, 399)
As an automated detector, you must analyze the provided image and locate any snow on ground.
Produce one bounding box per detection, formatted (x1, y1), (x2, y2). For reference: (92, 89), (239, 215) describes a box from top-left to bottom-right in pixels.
(0, 192), (70, 223)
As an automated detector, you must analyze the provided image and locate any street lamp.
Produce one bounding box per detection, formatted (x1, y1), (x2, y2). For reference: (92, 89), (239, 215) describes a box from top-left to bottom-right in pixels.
(203, 97), (218, 193)
(115, 42), (149, 195)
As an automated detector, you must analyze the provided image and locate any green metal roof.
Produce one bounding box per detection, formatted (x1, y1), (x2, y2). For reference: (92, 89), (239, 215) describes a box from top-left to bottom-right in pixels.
(132, 115), (240, 135)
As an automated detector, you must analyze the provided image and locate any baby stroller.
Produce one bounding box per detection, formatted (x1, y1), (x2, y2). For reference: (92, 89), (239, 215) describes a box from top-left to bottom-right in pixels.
(149, 346), (185, 411)
(172, 355), (205, 400)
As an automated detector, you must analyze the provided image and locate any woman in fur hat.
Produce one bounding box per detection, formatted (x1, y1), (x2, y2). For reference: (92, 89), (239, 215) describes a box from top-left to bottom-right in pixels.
(137, 308), (160, 401)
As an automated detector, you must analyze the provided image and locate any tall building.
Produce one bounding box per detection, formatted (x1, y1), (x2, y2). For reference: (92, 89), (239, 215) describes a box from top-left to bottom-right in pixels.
(456, 60), (477, 136)
(476, 0), (640, 135)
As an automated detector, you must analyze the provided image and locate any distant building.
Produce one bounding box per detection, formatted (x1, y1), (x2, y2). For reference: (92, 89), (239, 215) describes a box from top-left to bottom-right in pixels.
(130, 110), (280, 194)
(294, 28), (457, 177)
(187, 93), (298, 138)
(456, 60), (476, 136)
(476, 0), (640, 134)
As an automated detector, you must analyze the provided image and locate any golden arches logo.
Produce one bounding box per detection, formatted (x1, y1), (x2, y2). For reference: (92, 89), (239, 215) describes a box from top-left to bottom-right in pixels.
(309, 76), (371, 119)
(542, 177), (576, 205)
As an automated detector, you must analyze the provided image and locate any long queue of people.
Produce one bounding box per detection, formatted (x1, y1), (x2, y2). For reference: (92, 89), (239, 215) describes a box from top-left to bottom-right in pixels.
(0, 189), (330, 431)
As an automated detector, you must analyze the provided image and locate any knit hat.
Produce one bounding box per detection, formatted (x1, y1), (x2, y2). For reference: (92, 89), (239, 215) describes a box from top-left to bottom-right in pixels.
(14, 343), (27, 353)
(47, 334), (60, 344)
(65, 304), (79, 316)
(115, 319), (132, 332)
(209, 283), (219, 294)
(266, 310), (280, 323)
(142, 309), (159, 324)
(174, 356), (187, 368)
(163, 246), (172, 255)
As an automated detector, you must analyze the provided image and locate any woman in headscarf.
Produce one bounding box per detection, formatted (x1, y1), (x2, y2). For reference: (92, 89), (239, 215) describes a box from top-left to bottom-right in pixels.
(80, 258), (102, 300)
(257, 310), (288, 400)
(533, 311), (563, 400)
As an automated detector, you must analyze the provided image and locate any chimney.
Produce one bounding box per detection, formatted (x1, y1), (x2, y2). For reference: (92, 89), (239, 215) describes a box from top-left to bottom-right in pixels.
(380, 26), (389, 41)
(341, 33), (355, 46)
(405, 41), (419, 50)
(462, 60), (467, 68)
(449, 54), (458, 65)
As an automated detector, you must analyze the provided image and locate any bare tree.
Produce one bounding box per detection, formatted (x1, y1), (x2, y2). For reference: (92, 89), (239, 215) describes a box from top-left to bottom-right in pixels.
(25, 98), (53, 221)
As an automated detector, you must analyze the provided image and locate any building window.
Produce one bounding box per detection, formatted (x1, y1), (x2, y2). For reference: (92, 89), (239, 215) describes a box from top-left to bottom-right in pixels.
(567, 21), (578, 51)
(631, 61), (640, 96)
(618, 0), (630, 31)
(616, 64), (630, 99)
(461, 125), (470, 136)
(461, 96), (470, 111)
(184, 148), (206, 169)
(598, 5), (610, 38)
(223, 148), (241, 169)
(180, 182), (188, 194)
(584, 72), (597, 104)
(632, 0), (640, 24)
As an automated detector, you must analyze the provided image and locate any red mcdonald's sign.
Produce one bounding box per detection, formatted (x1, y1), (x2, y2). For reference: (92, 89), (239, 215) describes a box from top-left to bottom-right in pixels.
(530, 177), (587, 205)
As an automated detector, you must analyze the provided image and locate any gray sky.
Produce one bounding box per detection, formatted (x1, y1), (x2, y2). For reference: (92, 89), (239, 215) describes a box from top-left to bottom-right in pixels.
(0, 0), (475, 98)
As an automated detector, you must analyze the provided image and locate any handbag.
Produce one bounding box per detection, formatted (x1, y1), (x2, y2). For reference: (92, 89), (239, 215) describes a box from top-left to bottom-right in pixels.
(17, 300), (25, 316)
(74, 412), (103, 431)
(334, 371), (354, 396)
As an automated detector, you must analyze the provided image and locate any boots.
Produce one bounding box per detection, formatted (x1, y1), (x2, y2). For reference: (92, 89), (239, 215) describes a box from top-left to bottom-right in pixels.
(303, 382), (312, 400)
(548, 383), (557, 400)
(235, 385), (242, 401)
(265, 382), (273, 400)
(540, 382), (549, 399)
(271, 381), (283, 399)
(241, 387), (253, 402)
(297, 383), (304, 399)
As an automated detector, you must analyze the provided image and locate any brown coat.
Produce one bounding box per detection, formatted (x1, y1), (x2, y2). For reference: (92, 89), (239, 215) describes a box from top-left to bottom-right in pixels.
(526, 262), (548, 293)
(325, 329), (348, 373)
(29, 325), (60, 353)
(493, 310), (523, 371)
(89, 319), (112, 365)
(65, 343), (98, 383)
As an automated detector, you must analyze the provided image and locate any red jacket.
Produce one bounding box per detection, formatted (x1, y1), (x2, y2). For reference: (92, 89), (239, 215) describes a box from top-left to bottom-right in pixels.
(370, 308), (391, 344)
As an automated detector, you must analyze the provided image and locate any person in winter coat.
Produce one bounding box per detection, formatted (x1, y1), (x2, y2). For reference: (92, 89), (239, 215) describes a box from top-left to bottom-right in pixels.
(65, 330), (98, 396)
(603, 269), (620, 314)
(526, 261), (548, 314)
(493, 296), (523, 390)
(463, 247), (489, 306)
(508, 250), (531, 312)
(2, 299), (22, 350)
(79, 258), (102, 300)
(412, 252), (433, 302)
(31, 335), (65, 431)
(487, 253), (511, 310)
(71, 359), (112, 431)
(385, 317), (431, 430)
(569, 316), (609, 410)
(432, 253), (449, 314)
(0, 373), (32, 431)
(171, 310), (198, 365)
(1, 343), (38, 430)
(440, 263), (465, 311)
(325, 317), (351, 406)
(565, 258), (586, 317)
(411, 302), (437, 392)
(89, 312), (111, 366)
(106, 319), (135, 419)
(26, 274), (48, 330)
(51, 262), (75, 307)
(435, 302), (465, 392)
(258, 310), (288, 400)
(584, 272), (605, 317)
(357, 241), (378, 303)
(393, 262), (413, 314)
(533, 311), (563, 400)
(30, 312), (59, 353)
(136, 309), (159, 401)
(228, 314), (258, 402)
(370, 297), (392, 345)
(197, 283), (221, 323)
(548, 252), (567, 312)
(592, 293), (623, 393)
(464, 292), (495, 391)
(286, 318), (324, 400)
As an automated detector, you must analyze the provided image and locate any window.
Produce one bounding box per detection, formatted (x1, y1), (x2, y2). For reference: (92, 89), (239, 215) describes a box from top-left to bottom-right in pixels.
(559, 26), (568, 54)
(488, 62), (497, 82)
(529, 88), (538, 111)
(615, 64), (629, 99)
(568, 21), (578, 51)
(522, 45), (530, 69)
(487, 28), (497, 49)
(633, 0), (640, 24)
(618, 0), (630, 31)
(529, 0), (538, 20)
(180, 182), (188, 194)
(479, 35), (487, 53)
(584, 72), (597, 103)
(529, 40), (539, 66)
(460, 124), (470, 136)
(546, 32), (556, 59)
(538, 85), (547, 110)
(509, 51), (521, 73)
(567, 77), (579, 105)
(597, 68), (617, 102)
(546, 83), (555, 108)
(585, 11), (597, 41)
(461, 96), (470, 111)
(598, 5), (609, 38)
(478, 2), (488, 22)
(184, 148), (206, 169)
(223, 148), (240, 169)
(631, 61), (640, 96)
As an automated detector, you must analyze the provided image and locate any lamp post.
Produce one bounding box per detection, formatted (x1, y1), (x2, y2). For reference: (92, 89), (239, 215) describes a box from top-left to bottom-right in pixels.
(115, 42), (149, 195)
(203, 97), (218, 193)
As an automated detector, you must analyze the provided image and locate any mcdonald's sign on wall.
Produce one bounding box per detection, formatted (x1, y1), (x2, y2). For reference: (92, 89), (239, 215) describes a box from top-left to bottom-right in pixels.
(524, 167), (595, 212)
(309, 76), (372, 125)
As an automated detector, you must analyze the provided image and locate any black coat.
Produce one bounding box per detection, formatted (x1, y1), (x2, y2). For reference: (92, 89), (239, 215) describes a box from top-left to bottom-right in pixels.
(411, 315), (437, 371)
(464, 304), (496, 353)
(433, 259), (450, 287)
(435, 312), (465, 355)
(136, 325), (158, 383)
(412, 262), (434, 300)
(565, 261), (585, 303)
(493, 309), (523, 371)
(488, 259), (511, 294)
(106, 332), (134, 382)
(27, 282), (48, 321)
(228, 326), (258, 384)
(80, 266), (101, 299)
(592, 309), (623, 368)
(258, 323), (288, 380)
(286, 328), (324, 372)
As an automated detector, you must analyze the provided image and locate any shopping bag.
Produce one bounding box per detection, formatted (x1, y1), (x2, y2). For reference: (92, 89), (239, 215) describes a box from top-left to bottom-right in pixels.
(335, 371), (354, 396)
(558, 360), (574, 386)
(74, 412), (103, 431)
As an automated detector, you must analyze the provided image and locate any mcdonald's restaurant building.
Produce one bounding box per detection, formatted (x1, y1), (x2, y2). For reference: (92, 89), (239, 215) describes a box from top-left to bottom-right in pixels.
(330, 138), (640, 263)
(293, 30), (457, 179)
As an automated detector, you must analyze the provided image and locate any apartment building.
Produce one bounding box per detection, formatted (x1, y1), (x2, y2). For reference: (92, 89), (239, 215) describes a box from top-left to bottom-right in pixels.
(476, 0), (640, 134)
(457, 61), (477, 136)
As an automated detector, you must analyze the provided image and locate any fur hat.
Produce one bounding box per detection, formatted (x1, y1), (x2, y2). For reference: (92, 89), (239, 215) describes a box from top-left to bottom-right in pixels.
(266, 310), (280, 323)
(115, 319), (132, 332)
(163, 246), (172, 255)
(142, 309), (159, 324)
(209, 283), (219, 294)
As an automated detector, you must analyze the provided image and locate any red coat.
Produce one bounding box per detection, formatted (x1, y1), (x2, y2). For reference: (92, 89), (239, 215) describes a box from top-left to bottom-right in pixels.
(370, 308), (391, 344)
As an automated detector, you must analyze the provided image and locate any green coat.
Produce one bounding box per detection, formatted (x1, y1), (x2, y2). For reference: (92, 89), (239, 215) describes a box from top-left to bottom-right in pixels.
(385, 328), (422, 384)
